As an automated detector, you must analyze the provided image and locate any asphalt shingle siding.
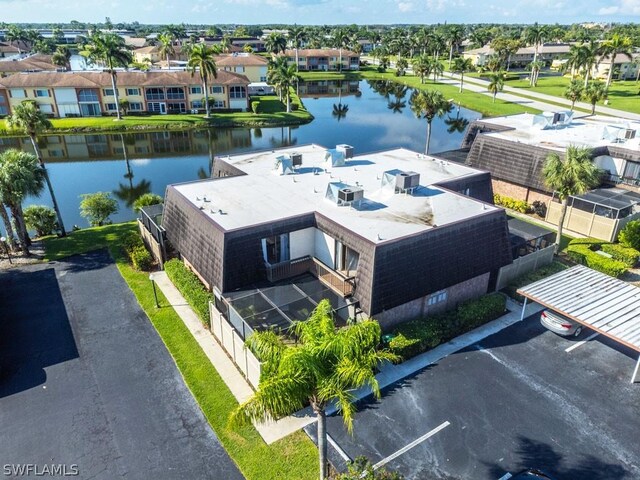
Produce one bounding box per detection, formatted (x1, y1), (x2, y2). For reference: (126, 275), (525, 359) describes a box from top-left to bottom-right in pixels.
(370, 210), (512, 315)
(435, 172), (495, 204)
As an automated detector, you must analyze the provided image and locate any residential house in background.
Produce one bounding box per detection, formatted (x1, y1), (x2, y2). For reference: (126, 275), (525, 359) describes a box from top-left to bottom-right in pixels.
(215, 53), (269, 83)
(0, 70), (250, 117)
(283, 48), (360, 71)
(463, 43), (573, 68)
(0, 54), (57, 75)
(158, 144), (511, 331)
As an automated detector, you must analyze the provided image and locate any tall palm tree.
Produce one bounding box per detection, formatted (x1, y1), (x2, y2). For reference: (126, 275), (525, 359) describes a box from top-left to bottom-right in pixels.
(158, 32), (175, 69)
(80, 32), (132, 121)
(229, 299), (398, 480)
(6, 100), (66, 236)
(542, 146), (600, 253)
(6, 25), (25, 54)
(0, 149), (45, 255)
(487, 72), (506, 103)
(288, 26), (307, 72)
(523, 23), (548, 86)
(409, 89), (452, 155)
(429, 56), (444, 82)
(446, 24), (466, 69)
(584, 80), (607, 114)
(51, 46), (72, 70)
(268, 63), (300, 113)
(412, 55), (431, 84)
(333, 28), (352, 73)
(564, 80), (584, 111)
(0, 203), (18, 251)
(265, 32), (287, 57)
(187, 43), (218, 118)
(599, 34), (633, 88)
(578, 40), (599, 88)
(451, 57), (474, 93)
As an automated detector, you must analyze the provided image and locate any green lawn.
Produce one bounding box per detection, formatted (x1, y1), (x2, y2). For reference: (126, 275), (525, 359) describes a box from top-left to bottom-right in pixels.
(42, 224), (317, 480)
(0, 95), (313, 136)
(298, 67), (540, 117)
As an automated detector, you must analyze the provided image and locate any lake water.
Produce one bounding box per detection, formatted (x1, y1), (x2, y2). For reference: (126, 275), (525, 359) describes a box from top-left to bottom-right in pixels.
(0, 79), (481, 229)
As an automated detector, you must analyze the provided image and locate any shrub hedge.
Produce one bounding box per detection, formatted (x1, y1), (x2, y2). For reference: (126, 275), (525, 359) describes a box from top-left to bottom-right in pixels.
(493, 194), (532, 214)
(121, 230), (152, 271)
(618, 220), (640, 251)
(566, 241), (627, 277)
(388, 293), (507, 360)
(601, 243), (639, 267)
(164, 259), (212, 326)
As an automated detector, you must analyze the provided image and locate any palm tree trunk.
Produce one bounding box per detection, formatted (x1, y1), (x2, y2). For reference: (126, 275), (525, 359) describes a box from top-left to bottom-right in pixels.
(203, 77), (210, 119)
(110, 71), (122, 121)
(286, 89), (291, 113)
(9, 203), (30, 255)
(493, 91), (497, 103)
(459, 73), (464, 93)
(606, 54), (616, 89)
(448, 44), (454, 69)
(0, 203), (18, 251)
(295, 47), (299, 72)
(591, 101), (596, 115)
(425, 120), (432, 156)
(554, 197), (569, 254)
(584, 70), (590, 89)
(339, 47), (343, 73)
(30, 136), (66, 236)
(315, 408), (328, 480)
(14, 202), (30, 246)
(571, 99), (576, 111)
(635, 65), (640, 82)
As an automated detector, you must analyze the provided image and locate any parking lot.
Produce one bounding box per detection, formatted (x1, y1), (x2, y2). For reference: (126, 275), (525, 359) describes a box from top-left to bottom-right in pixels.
(318, 314), (640, 479)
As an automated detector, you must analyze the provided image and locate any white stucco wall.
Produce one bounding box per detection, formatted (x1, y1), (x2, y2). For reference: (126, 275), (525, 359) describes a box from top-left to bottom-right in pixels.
(289, 227), (315, 259)
(314, 229), (335, 268)
(594, 155), (624, 176)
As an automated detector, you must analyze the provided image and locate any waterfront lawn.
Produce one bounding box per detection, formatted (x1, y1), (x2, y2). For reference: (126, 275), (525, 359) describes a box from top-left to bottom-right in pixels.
(42, 224), (318, 480)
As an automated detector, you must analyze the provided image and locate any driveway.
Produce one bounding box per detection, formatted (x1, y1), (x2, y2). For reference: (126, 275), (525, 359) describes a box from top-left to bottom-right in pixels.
(0, 250), (243, 480)
(317, 314), (640, 479)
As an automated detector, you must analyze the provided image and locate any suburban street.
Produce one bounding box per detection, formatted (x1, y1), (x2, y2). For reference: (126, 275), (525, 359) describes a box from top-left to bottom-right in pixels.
(0, 251), (243, 480)
(316, 314), (640, 479)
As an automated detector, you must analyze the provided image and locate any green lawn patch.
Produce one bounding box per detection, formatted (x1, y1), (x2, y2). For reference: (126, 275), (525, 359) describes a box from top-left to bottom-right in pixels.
(42, 224), (317, 480)
(502, 261), (569, 303)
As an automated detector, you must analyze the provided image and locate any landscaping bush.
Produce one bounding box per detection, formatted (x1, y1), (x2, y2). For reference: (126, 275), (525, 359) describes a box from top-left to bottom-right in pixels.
(133, 193), (163, 213)
(601, 243), (639, 267)
(531, 200), (547, 218)
(388, 293), (506, 360)
(567, 243), (627, 277)
(251, 100), (260, 114)
(130, 245), (153, 271)
(493, 193), (532, 214)
(618, 220), (640, 251)
(164, 258), (212, 326)
(23, 205), (57, 237)
(121, 230), (144, 254)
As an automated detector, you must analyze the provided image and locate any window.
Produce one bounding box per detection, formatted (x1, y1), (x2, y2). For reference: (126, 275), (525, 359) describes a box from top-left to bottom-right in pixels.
(212, 100), (225, 108)
(10, 89), (25, 98)
(145, 88), (165, 100)
(105, 103), (118, 111)
(335, 241), (359, 275)
(0, 106), (7, 115)
(427, 290), (447, 306)
(35, 89), (49, 97)
(78, 89), (99, 102)
(262, 234), (290, 264)
(166, 87), (185, 100)
(189, 86), (202, 94)
(191, 100), (203, 109)
(259, 76), (267, 82)
(147, 102), (164, 113)
(38, 104), (53, 114)
(125, 88), (140, 96)
(235, 66), (245, 73)
(210, 86), (223, 94)
(129, 102), (143, 111)
(103, 88), (115, 96)
(229, 86), (246, 99)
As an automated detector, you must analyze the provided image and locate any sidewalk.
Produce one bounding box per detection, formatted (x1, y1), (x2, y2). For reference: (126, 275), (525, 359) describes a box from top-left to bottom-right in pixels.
(154, 271), (542, 442)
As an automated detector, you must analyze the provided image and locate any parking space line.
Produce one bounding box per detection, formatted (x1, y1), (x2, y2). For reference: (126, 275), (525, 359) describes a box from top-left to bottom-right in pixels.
(565, 332), (600, 353)
(372, 421), (450, 470)
(327, 433), (351, 463)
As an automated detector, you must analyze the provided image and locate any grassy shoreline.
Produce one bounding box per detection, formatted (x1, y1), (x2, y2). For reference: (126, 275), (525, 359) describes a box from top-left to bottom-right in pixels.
(42, 224), (317, 480)
(0, 94), (314, 137)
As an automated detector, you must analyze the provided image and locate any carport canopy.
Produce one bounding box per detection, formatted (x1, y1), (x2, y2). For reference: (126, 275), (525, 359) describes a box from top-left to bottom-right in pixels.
(517, 265), (640, 383)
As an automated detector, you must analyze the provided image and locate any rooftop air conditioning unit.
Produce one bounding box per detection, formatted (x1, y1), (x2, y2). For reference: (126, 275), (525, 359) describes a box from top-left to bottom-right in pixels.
(395, 171), (420, 192)
(625, 129), (636, 140)
(336, 144), (354, 159)
(338, 186), (364, 204)
(291, 152), (303, 166)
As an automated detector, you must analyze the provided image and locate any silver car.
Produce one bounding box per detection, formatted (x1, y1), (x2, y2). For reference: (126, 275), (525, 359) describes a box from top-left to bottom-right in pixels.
(540, 310), (583, 337)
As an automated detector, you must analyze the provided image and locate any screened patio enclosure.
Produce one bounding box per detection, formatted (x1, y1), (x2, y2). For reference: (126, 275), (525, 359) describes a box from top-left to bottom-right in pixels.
(214, 274), (353, 341)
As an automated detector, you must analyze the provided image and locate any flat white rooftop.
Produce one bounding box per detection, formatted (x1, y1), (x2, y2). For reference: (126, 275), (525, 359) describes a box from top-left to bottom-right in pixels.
(172, 145), (499, 244)
(479, 113), (640, 151)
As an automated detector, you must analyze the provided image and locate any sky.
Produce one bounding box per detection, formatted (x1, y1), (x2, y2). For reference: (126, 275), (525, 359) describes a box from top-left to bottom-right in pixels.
(2, 0), (640, 25)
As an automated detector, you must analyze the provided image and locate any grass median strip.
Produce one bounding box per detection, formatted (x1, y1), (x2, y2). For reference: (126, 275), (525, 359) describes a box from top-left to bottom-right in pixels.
(43, 224), (317, 480)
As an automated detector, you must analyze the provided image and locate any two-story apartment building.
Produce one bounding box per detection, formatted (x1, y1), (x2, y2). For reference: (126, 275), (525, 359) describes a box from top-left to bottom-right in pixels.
(0, 70), (251, 117)
(464, 43), (573, 68)
(159, 144), (512, 330)
(283, 48), (360, 71)
(214, 53), (269, 83)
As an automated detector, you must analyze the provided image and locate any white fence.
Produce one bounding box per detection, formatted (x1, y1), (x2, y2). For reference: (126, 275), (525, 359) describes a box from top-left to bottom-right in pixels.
(209, 301), (262, 389)
(496, 245), (555, 291)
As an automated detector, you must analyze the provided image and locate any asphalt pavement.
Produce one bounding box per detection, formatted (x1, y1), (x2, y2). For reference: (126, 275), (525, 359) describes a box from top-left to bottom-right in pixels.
(315, 313), (640, 480)
(0, 250), (243, 480)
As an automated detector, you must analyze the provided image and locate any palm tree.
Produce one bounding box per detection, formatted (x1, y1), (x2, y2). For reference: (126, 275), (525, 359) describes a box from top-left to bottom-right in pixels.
(451, 57), (474, 93)
(395, 57), (408, 76)
(51, 46), (71, 70)
(528, 60), (545, 87)
(584, 80), (607, 114)
(229, 299), (398, 480)
(487, 72), (506, 103)
(446, 24), (465, 69)
(0, 149), (45, 255)
(429, 56), (444, 82)
(387, 97), (406, 114)
(6, 100), (66, 236)
(564, 80), (584, 111)
(542, 146), (600, 253)
(412, 55), (431, 84)
(187, 43), (218, 118)
(523, 23), (548, 86)
(445, 115), (469, 134)
(288, 26), (307, 72)
(158, 32), (175, 69)
(599, 34), (633, 88)
(578, 40), (599, 88)
(6, 25), (25, 54)
(409, 89), (452, 155)
(80, 32), (132, 121)
(268, 63), (300, 113)
(0, 203), (18, 251)
(265, 32), (287, 57)
(333, 28), (352, 73)
(564, 44), (583, 80)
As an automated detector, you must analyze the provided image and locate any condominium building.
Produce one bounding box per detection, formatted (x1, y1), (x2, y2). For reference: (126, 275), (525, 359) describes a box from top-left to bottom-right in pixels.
(283, 48), (360, 71)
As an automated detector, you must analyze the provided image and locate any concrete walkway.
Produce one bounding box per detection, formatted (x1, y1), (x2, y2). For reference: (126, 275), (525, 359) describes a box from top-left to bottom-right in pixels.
(154, 271), (543, 443)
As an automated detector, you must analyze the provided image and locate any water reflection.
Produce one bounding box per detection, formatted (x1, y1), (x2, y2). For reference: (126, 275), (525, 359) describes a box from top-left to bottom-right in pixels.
(297, 79), (360, 99)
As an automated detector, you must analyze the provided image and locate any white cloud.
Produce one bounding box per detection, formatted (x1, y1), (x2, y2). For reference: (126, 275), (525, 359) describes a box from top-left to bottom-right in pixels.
(599, 5), (620, 13)
(398, 1), (414, 12)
